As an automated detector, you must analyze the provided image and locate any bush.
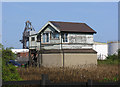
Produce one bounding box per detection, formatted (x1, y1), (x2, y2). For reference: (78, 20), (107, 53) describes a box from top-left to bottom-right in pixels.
(2, 63), (22, 81)
(1, 45), (22, 81)
(106, 54), (118, 61)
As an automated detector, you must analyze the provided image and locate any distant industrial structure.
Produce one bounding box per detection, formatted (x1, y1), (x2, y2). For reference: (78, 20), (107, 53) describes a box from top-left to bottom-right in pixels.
(108, 41), (120, 55)
(20, 21), (35, 49)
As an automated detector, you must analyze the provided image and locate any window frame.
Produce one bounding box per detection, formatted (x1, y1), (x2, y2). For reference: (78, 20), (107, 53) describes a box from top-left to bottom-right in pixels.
(42, 32), (50, 43)
(31, 37), (35, 41)
(62, 33), (68, 43)
(51, 32), (59, 39)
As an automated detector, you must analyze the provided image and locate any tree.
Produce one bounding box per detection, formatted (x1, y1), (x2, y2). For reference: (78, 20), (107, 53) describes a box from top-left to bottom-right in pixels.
(6, 47), (14, 50)
(1, 44), (22, 81)
(2, 49), (15, 61)
(0, 43), (4, 50)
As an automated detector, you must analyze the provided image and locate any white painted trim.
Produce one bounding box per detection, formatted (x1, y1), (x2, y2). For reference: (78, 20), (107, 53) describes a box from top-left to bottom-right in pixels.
(49, 22), (60, 32)
(38, 21), (60, 33)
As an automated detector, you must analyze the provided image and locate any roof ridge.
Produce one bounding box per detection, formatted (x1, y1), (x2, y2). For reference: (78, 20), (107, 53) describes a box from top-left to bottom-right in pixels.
(49, 21), (85, 24)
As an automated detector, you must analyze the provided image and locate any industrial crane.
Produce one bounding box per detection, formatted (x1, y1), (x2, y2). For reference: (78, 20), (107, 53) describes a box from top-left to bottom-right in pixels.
(20, 21), (35, 49)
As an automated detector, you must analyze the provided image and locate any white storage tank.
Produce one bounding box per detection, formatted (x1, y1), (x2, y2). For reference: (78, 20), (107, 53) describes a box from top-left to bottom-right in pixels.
(108, 41), (120, 55)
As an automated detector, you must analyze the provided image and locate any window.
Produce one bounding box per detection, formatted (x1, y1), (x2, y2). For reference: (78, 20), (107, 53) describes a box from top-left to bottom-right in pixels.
(51, 32), (59, 39)
(43, 33), (45, 43)
(63, 33), (68, 42)
(31, 37), (35, 41)
(43, 33), (49, 43)
(46, 33), (49, 42)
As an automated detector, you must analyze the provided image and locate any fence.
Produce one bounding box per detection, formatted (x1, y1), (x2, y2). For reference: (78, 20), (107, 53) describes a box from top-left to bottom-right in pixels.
(2, 74), (119, 87)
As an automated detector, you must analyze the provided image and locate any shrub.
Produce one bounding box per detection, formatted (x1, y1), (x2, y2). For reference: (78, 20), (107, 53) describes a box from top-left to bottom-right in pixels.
(2, 49), (16, 61)
(106, 49), (120, 61)
(106, 54), (118, 60)
(2, 63), (22, 81)
(1, 45), (22, 81)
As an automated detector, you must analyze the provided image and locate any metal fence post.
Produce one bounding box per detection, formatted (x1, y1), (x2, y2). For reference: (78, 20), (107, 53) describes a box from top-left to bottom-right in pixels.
(87, 79), (92, 87)
(41, 74), (48, 86)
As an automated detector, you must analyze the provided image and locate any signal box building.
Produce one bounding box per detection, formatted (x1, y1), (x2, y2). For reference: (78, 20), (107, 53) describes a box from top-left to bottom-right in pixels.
(29, 21), (97, 67)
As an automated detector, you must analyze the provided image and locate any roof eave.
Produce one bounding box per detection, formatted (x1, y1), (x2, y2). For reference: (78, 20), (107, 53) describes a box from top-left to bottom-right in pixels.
(61, 31), (96, 34)
(38, 21), (60, 33)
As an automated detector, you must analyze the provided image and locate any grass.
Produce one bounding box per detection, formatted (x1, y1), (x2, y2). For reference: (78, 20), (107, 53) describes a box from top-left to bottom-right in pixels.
(17, 64), (119, 83)
(98, 59), (119, 65)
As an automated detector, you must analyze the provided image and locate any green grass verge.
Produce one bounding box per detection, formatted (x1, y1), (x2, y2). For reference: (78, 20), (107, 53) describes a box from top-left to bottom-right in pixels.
(98, 59), (119, 65)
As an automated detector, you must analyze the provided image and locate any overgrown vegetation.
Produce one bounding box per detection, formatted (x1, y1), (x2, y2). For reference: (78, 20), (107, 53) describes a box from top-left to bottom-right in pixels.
(1, 44), (22, 81)
(17, 49), (119, 83)
(18, 65), (119, 83)
(98, 49), (120, 65)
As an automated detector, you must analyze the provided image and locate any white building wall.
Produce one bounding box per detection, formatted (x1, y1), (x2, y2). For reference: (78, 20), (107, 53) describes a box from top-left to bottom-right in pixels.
(29, 31), (37, 49)
(11, 49), (29, 54)
(29, 25), (94, 50)
(68, 33), (93, 44)
(36, 42), (40, 50)
(41, 44), (92, 50)
(93, 42), (108, 60)
(41, 33), (93, 49)
(42, 44), (61, 49)
(29, 35), (37, 49)
(62, 44), (92, 49)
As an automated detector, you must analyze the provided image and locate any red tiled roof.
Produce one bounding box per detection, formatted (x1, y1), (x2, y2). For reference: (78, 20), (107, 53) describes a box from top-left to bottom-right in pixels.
(50, 21), (96, 33)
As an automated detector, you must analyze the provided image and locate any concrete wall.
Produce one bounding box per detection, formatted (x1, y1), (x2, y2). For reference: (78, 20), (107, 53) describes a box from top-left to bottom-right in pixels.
(41, 53), (63, 67)
(40, 52), (97, 68)
(64, 53), (97, 67)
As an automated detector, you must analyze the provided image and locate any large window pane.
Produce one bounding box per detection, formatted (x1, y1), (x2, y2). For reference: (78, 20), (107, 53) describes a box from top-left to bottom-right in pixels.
(55, 33), (59, 39)
(51, 32), (59, 39)
(65, 33), (68, 42)
(46, 33), (49, 42)
(43, 33), (45, 43)
(63, 33), (68, 42)
(31, 37), (35, 41)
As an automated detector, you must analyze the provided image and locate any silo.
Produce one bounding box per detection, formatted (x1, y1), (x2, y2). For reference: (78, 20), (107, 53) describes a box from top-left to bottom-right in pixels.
(108, 42), (120, 55)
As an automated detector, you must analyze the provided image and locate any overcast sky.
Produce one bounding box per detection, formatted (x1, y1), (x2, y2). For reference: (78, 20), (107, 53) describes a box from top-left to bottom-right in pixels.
(2, 2), (118, 48)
